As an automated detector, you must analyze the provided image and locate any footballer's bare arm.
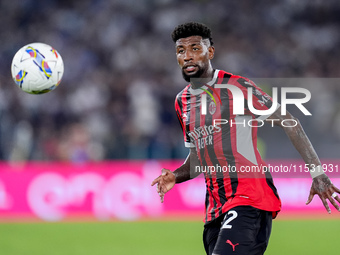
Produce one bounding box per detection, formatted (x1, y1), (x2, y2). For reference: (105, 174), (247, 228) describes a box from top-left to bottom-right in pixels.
(268, 107), (340, 213)
(269, 108), (320, 166)
(151, 148), (201, 202)
(174, 147), (201, 183)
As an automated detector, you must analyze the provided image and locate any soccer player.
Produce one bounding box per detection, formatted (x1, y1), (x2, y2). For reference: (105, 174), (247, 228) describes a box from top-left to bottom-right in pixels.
(151, 22), (340, 255)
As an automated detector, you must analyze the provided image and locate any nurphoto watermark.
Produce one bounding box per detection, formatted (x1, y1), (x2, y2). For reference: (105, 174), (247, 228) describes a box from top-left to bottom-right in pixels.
(188, 78), (339, 179)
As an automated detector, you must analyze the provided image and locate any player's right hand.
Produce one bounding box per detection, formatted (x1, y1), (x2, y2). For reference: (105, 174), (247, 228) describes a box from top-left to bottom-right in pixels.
(151, 169), (176, 203)
(306, 174), (340, 213)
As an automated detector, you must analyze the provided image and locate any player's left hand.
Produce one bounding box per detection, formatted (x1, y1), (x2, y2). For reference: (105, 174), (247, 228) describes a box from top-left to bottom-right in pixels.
(151, 169), (176, 203)
(306, 174), (340, 213)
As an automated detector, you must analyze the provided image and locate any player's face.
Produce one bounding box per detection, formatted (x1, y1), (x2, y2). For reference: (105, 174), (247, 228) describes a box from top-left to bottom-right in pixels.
(175, 36), (214, 82)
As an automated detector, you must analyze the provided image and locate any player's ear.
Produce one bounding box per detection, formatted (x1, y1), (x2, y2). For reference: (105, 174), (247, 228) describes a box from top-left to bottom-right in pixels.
(208, 46), (215, 60)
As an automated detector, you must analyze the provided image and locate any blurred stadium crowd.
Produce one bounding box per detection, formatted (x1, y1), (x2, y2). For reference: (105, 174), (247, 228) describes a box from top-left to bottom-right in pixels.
(0, 0), (340, 162)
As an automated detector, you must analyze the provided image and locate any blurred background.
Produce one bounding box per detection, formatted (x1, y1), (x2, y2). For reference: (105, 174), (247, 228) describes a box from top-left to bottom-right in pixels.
(0, 0), (340, 162)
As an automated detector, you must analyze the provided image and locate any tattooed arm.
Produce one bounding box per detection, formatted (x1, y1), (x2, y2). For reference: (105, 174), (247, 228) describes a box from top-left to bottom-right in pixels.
(269, 107), (340, 213)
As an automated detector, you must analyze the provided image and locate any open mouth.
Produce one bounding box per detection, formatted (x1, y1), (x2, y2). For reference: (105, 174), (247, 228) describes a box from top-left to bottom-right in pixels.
(184, 65), (197, 73)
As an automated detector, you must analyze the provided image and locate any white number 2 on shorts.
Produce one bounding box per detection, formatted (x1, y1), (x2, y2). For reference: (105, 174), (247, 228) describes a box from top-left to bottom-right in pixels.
(221, 210), (238, 229)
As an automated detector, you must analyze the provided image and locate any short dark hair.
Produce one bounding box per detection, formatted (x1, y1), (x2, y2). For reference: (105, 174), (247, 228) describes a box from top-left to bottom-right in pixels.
(171, 22), (214, 46)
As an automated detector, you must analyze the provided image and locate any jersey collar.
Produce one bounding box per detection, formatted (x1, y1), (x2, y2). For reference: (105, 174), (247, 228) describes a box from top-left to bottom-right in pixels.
(188, 69), (219, 95)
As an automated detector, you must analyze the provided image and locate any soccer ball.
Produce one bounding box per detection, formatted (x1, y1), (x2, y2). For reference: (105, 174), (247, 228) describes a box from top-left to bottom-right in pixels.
(11, 42), (64, 94)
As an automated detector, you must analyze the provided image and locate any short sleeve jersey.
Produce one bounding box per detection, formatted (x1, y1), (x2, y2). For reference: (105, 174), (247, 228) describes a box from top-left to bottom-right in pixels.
(175, 69), (281, 223)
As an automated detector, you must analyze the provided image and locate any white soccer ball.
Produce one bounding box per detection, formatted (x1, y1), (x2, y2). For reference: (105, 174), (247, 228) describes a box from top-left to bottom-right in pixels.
(11, 42), (64, 94)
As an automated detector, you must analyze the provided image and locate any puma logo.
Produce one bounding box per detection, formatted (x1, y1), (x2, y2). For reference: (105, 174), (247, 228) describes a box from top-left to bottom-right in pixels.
(226, 240), (239, 251)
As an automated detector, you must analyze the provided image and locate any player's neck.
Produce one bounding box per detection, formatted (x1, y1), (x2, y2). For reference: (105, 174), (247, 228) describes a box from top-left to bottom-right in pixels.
(191, 67), (215, 89)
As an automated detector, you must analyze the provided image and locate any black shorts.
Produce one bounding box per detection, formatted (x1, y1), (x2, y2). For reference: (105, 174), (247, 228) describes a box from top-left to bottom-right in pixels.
(203, 206), (272, 255)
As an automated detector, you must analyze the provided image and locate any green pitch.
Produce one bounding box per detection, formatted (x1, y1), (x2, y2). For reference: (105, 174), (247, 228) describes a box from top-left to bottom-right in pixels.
(0, 219), (338, 255)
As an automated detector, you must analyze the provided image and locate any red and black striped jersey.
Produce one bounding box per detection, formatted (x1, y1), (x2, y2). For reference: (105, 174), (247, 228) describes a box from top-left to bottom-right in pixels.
(175, 69), (281, 224)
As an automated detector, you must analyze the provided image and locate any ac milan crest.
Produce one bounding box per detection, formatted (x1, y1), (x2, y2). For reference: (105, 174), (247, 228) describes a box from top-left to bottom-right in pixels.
(209, 101), (216, 115)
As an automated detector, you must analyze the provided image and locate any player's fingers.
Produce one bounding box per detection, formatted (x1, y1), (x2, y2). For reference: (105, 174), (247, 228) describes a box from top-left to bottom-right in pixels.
(329, 188), (340, 209)
(334, 195), (340, 205)
(306, 191), (315, 205)
(328, 196), (340, 212)
(158, 182), (169, 194)
(159, 179), (170, 194)
(151, 176), (161, 186)
(320, 197), (331, 214)
(160, 185), (170, 195)
(157, 179), (165, 193)
(332, 185), (340, 194)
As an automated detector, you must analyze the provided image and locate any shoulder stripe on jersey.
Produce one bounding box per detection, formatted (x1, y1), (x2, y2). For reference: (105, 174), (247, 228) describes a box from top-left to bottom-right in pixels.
(176, 86), (191, 145)
(221, 73), (238, 197)
(183, 86), (192, 145)
(175, 99), (184, 130)
(195, 93), (218, 223)
(204, 71), (238, 221)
